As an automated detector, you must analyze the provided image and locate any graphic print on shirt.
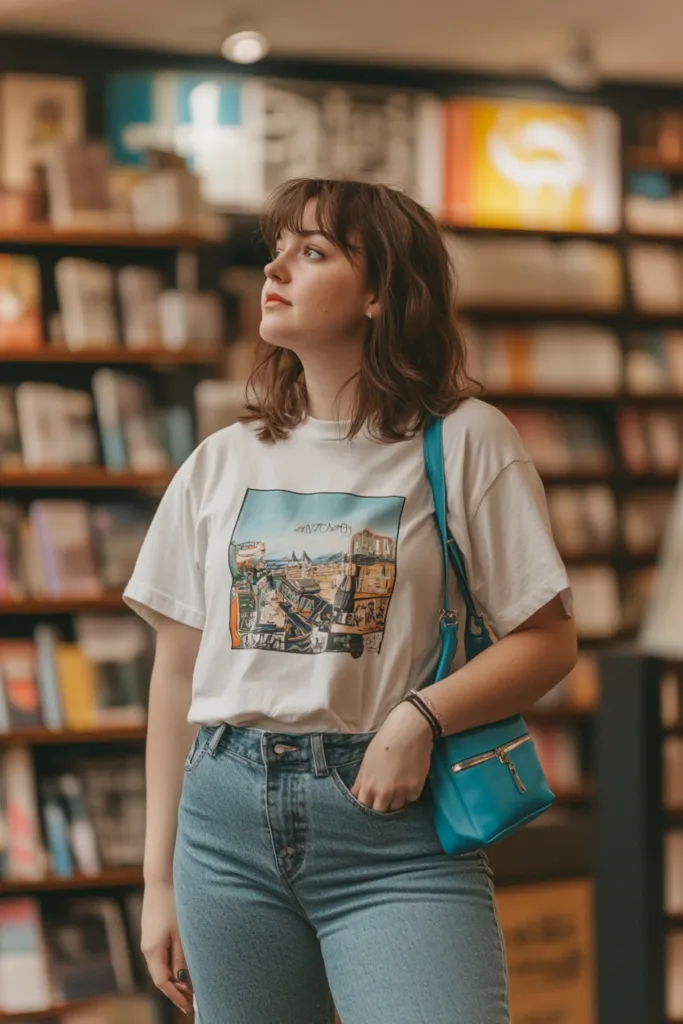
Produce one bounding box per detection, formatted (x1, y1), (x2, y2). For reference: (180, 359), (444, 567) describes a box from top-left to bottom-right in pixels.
(228, 489), (405, 657)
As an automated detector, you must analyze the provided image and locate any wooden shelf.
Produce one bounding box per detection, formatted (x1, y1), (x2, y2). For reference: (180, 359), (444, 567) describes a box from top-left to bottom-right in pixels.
(0, 996), (126, 1022)
(0, 468), (173, 489)
(458, 303), (621, 321)
(443, 223), (618, 242)
(0, 724), (146, 746)
(0, 225), (216, 247)
(553, 782), (594, 805)
(0, 594), (124, 614)
(628, 148), (683, 173)
(486, 390), (683, 405)
(0, 867), (143, 895)
(525, 708), (595, 726)
(0, 345), (223, 365)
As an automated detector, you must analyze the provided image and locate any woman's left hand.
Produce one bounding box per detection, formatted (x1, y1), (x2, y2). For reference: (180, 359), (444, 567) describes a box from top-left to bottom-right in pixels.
(351, 700), (435, 813)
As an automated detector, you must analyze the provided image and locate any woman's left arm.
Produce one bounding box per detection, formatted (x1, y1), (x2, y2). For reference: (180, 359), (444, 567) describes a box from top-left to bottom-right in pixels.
(351, 595), (577, 813)
(422, 593), (578, 735)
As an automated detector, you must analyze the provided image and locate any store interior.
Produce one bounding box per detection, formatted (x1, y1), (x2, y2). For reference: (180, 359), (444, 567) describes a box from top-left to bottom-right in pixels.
(0, 3), (682, 1023)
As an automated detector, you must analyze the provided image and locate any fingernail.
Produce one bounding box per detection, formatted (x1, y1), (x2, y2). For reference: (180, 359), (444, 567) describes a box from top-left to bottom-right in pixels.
(177, 969), (188, 983)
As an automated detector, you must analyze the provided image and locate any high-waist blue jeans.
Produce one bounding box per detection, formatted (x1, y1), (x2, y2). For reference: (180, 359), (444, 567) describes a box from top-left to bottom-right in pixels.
(173, 724), (510, 1024)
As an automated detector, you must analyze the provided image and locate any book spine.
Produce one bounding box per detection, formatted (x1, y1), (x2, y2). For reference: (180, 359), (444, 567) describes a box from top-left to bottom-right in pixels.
(33, 626), (63, 731)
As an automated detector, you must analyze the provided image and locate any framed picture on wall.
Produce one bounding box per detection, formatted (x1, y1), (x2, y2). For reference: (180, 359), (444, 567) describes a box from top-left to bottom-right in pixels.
(0, 74), (85, 190)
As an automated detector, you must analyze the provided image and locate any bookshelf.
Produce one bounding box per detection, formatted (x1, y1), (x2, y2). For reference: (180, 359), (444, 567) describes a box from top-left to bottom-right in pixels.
(0, 594), (125, 613)
(0, 868), (143, 895)
(0, 197), (225, 1024)
(597, 655), (683, 1024)
(0, 469), (173, 489)
(0, 346), (223, 364)
(0, 725), (146, 746)
(0, 226), (217, 247)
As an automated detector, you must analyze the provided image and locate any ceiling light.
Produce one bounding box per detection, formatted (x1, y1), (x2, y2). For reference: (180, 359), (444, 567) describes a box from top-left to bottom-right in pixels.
(547, 32), (600, 92)
(221, 29), (270, 64)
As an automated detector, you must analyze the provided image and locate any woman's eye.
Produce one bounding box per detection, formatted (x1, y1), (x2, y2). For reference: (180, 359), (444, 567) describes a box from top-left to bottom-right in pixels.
(304, 246), (324, 259)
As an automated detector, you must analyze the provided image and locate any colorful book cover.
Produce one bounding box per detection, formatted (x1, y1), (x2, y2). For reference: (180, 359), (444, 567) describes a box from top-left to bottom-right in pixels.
(0, 255), (42, 350)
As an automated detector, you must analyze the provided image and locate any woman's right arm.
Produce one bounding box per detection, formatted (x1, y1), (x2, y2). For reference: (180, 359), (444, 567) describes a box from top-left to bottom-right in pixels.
(141, 614), (202, 1013)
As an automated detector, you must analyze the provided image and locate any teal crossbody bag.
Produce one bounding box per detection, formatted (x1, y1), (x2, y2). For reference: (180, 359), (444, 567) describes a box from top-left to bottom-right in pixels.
(422, 418), (555, 855)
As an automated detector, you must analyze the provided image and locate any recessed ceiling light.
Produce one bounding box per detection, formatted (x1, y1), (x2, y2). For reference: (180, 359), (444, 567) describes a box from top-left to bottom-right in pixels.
(221, 29), (270, 64)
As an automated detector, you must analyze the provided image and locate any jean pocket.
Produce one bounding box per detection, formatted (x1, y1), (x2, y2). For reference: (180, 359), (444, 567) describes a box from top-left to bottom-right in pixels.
(331, 759), (407, 819)
(184, 729), (211, 774)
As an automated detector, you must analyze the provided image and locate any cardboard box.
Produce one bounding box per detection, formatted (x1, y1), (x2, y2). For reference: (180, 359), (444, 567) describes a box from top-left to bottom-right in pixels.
(496, 877), (595, 1024)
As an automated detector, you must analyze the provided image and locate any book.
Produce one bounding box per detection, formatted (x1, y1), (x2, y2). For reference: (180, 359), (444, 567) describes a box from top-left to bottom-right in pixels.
(43, 898), (134, 1001)
(0, 254), (42, 350)
(33, 624), (64, 730)
(628, 244), (683, 313)
(46, 140), (114, 227)
(57, 773), (101, 876)
(0, 386), (22, 466)
(0, 501), (25, 598)
(625, 331), (683, 394)
(0, 897), (52, 1012)
(0, 73), (84, 191)
(92, 370), (169, 472)
(55, 643), (99, 731)
(118, 266), (163, 349)
(90, 505), (153, 591)
(0, 640), (43, 729)
(40, 778), (75, 878)
(79, 755), (146, 867)
(30, 500), (101, 597)
(15, 382), (99, 468)
(194, 379), (246, 442)
(159, 290), (222, 349)
(1, 745), (46, 880)
(55, 258), (119, 349)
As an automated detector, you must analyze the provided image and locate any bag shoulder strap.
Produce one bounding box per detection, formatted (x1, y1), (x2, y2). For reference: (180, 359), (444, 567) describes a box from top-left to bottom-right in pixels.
(422, 418), (479, 623)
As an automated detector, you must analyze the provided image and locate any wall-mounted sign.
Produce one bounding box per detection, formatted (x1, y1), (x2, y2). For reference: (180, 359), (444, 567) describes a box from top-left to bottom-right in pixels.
(442, 98), (621, 232)
(106, 71), (442, 212)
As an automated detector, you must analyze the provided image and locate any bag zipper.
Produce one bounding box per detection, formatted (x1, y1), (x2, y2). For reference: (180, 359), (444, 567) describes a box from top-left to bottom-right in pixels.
(450, 734), (531, 793)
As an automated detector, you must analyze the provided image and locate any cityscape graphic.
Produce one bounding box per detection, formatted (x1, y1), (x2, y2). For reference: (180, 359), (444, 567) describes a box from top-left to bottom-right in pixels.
(228, 489), (405, 657)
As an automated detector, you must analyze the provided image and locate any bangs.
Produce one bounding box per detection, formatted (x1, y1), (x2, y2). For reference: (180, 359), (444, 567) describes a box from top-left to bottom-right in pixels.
(260, 178), (365, 259)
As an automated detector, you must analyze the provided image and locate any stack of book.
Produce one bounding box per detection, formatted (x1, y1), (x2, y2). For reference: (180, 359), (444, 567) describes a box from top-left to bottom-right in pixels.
(447, 236), (623, 309)
(0, 615), (152, 733)
(0, 894), (150, 1014)
(0, 500), (153, 599)
(0, 372), (195, 472)
(0, 252), (223, 351)
(1, 743), (146, 881)
(467, 324), (622, 394)
(618, 408), (683, 475)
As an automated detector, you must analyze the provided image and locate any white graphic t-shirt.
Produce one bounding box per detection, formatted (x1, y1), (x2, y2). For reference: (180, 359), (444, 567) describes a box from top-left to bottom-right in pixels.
(124, 399), (572, 733)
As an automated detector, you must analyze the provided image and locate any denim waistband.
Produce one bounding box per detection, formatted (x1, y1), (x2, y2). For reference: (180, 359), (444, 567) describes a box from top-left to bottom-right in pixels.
(199, 723), (376, 775)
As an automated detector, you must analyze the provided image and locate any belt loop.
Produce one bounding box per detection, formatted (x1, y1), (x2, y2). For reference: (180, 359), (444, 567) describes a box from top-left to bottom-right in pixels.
(208, 723), (226, 754)
(310, 734), (329, 777)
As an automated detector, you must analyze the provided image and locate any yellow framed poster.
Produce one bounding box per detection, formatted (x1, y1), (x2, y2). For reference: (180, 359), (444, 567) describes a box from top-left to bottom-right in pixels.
(443, 98), (620, 232)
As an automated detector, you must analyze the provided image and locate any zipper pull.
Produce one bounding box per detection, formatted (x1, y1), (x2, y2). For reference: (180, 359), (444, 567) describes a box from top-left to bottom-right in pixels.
(497, 750), (527, 793)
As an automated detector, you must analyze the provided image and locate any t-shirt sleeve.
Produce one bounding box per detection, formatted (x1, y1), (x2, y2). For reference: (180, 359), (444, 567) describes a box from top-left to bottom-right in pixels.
(463, 459), (573, 637)
(123, 461), (206, 630)
(443, 400), (572, 638)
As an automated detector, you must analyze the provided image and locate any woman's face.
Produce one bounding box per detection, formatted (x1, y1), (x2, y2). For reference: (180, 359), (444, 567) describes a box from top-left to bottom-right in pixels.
(260, 200), (376, 356)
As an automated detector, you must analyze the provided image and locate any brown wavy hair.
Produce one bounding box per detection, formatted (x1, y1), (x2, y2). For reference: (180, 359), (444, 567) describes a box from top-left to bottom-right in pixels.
(242, 178), (479, 442)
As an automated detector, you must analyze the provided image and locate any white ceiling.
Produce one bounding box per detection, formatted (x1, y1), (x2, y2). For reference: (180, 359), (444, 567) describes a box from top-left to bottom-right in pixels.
(1, 0), (682, 83)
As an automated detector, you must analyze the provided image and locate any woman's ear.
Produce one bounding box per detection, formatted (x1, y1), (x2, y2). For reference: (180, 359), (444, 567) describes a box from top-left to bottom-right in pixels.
(365, 298), (381, 321)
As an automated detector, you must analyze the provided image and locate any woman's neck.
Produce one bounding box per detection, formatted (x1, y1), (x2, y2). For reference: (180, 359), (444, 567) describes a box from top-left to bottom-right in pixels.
(299, 350), (361, 422)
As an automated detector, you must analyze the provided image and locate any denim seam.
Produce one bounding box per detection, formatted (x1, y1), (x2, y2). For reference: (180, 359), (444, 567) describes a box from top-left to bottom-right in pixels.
(483, 864), (512, 1013)
(184, 734), (211, 774)
(262, 763), (315, 922)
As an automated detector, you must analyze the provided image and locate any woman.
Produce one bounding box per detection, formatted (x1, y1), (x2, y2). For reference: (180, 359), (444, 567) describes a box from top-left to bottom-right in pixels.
(124, 178), (577, 1024)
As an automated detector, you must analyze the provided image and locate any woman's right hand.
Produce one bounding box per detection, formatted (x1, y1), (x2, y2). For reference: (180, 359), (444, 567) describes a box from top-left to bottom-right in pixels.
(141, 880), (194, 1014)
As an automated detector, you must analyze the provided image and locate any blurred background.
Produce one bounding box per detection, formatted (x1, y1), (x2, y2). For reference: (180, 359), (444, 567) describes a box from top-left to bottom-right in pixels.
(0, 3), (682, 1023)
